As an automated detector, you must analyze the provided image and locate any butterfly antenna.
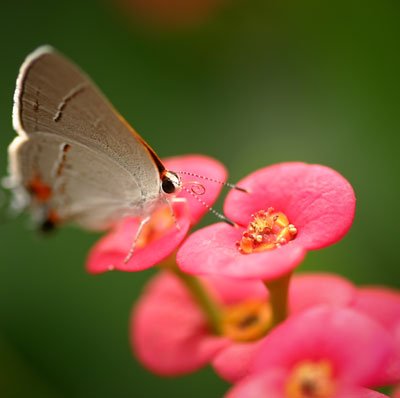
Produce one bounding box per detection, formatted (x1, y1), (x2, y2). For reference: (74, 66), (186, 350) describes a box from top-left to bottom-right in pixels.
(182, 186), (237, 227)
(176, 171), (249, 193)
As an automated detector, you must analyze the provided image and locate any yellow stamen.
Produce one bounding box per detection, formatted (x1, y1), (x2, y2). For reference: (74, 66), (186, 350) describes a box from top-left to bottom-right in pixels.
(237, 208), (297, 254)
(221, 300), (272, 342)
(285, 360), (335, 398)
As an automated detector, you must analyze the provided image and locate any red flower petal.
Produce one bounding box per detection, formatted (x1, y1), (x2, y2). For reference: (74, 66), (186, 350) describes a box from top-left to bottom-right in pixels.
(225, 162), (356, 250)
(177, 222), (306, 280)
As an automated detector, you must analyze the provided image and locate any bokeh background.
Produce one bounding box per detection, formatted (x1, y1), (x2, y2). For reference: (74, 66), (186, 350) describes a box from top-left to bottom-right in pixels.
(1, 0), (399, 397)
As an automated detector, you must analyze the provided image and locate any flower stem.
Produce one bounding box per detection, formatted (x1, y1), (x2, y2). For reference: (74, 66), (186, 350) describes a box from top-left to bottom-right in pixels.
(264, 273), (292, 327)
(168, 265), (222, 335)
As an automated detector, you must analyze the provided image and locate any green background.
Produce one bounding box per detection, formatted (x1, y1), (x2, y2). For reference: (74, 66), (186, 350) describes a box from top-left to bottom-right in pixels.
(1, 0), (399, 397)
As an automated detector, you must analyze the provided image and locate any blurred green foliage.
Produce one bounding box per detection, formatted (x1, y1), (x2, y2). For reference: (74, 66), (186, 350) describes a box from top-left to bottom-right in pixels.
(0, 0), (399, 396)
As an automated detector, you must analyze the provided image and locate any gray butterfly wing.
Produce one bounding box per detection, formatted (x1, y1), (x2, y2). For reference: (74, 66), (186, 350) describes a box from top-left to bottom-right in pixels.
(9, 133), (151, 230)
(7, 46), (162, 230)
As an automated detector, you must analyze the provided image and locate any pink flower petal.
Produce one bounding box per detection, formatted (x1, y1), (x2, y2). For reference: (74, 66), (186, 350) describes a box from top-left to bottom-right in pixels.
(396, 322), (400, 350)
(204, 275), (267, 305)
(224, 162), (356, 250)
(352, 287), (400, 333)
(358, 391), (391, 398)
(332, 387), (390, 398)
(212, 341), (263, 382)
(252, 307), (396, 387)
(131, 271), (230, 375)
(87, 201), (190, 274)
(351, 287), (400, 385)
(289, 273), (356, 314)
(164, 154), (227, 225)
(177, 222), (306, 280)
(225, 368), (287, 398)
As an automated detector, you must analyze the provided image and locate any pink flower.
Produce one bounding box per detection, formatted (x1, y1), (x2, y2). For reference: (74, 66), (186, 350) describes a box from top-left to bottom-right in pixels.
(131, 271), (357, 380)
(116, 0), (227, 30)
(87, 154), (226, 274)
(227, 373), (389, 398)
(215, 273), (357, 382)
(227, 307), (397, 398)
(131, 271), (264, 375)
(352, 287), (400, 385)
(177, 162), (355, 280)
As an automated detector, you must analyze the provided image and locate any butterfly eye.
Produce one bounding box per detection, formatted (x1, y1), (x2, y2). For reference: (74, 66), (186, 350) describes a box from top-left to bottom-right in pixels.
(161, 177), (175, 194)
(161, 171), (181, 195)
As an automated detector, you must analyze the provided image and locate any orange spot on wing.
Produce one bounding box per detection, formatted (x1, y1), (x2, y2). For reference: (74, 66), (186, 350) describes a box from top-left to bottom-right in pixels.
(27, 175), (52, 202)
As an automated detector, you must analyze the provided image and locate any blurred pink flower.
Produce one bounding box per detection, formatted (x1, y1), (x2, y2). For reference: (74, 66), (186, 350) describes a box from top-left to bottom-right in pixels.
(131, 271), (357, 380)
(352, 286), (400, 385)
(87, 154), (226, 274)
(131, 271), (263, 375)
(117, 0), (228, 30)
(227, 372), (389, 398)
(177, 162), (355, 280)
(227, 307), (397, 398)
(215, 272), (357, 382)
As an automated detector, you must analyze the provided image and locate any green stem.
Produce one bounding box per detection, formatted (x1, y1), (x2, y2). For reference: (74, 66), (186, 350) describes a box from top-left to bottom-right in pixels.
(264, 272), (292, 327)
(168, 265), (222, 335)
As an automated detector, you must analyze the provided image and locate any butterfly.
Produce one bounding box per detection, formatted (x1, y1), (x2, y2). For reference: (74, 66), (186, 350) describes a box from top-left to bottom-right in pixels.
(6, 46), (237, 263)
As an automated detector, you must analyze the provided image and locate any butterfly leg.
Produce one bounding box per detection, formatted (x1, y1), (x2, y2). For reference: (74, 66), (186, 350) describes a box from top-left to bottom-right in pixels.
(124, 215), (151, 264)
(164, 197), (186, 231)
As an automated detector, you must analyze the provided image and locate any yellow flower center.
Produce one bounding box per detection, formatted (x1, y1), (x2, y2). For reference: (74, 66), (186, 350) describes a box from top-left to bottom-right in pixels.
(136, 206), (175, 249)
(285, 360), (335, 398)
(221, 300), (273, 342)
(236, 208), (297, 254)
